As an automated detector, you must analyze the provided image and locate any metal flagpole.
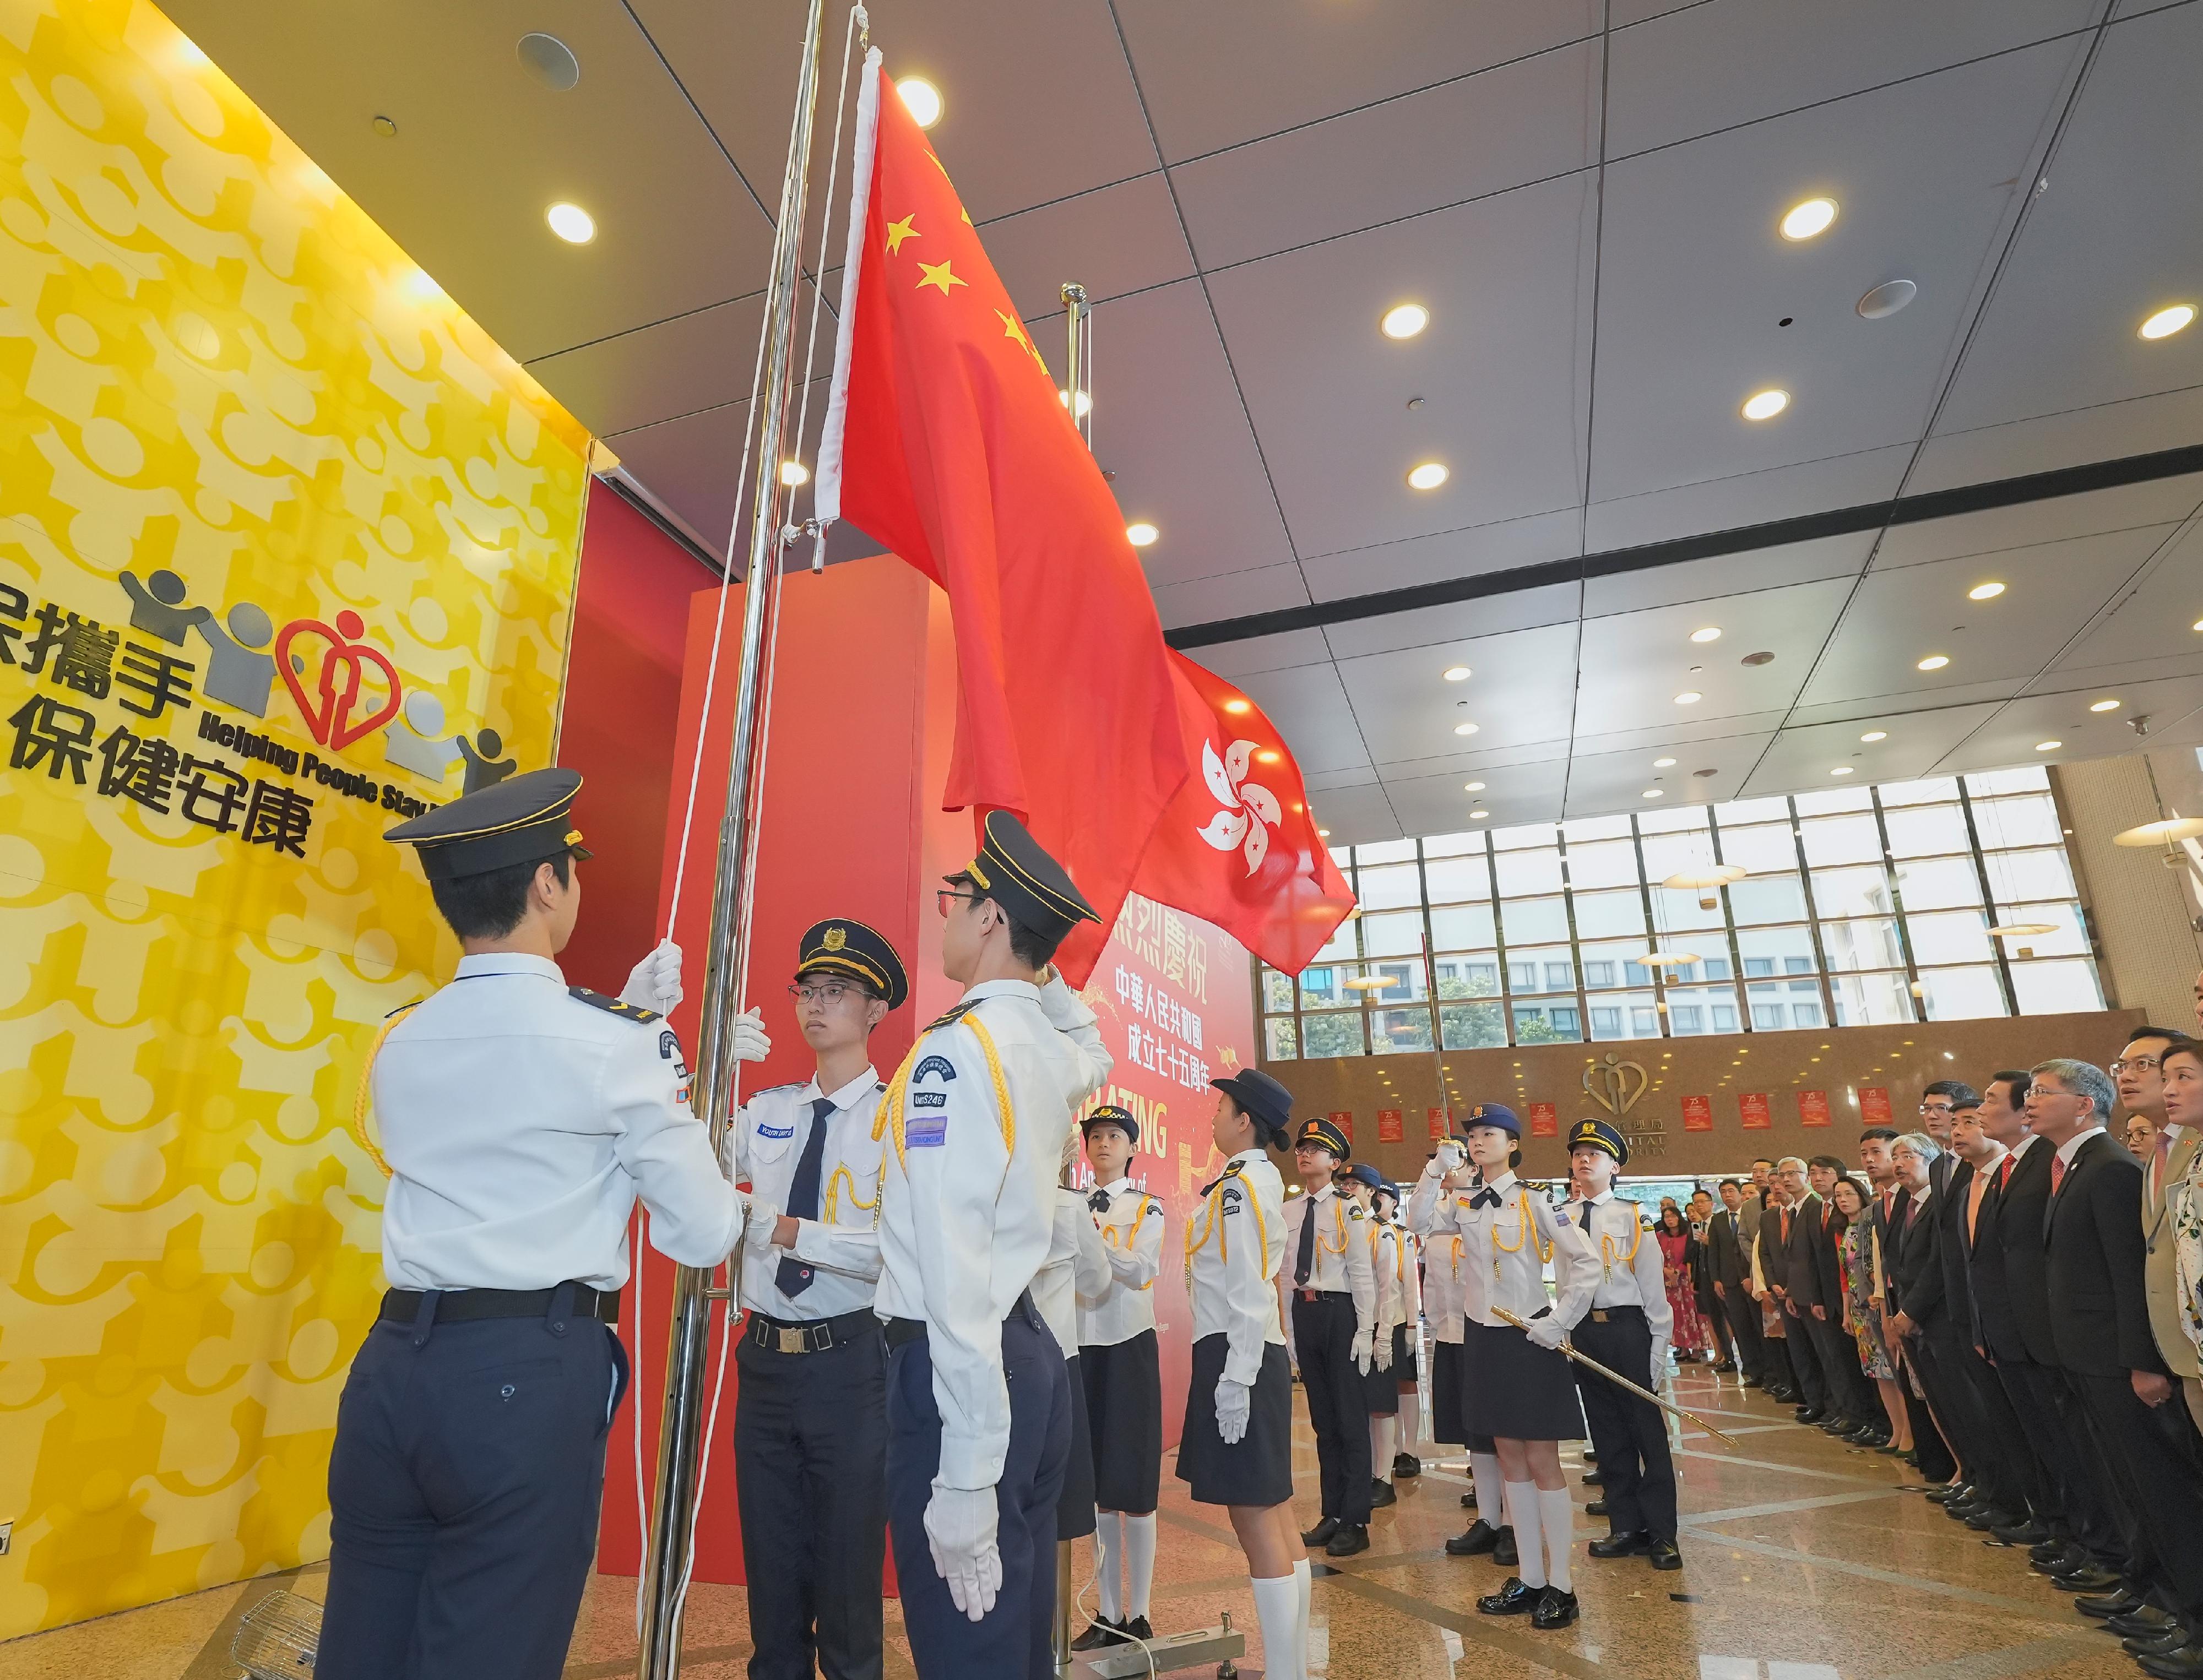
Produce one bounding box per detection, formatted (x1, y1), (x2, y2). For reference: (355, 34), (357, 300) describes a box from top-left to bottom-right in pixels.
(634, 0), (827, 1672)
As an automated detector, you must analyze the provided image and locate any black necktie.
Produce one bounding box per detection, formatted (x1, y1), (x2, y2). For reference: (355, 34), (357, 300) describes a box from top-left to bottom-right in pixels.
(1088, 1188), (1111, 1214)
(776, 1096), (836, 1299)
(1294, 1197), (1318, 1285)
(1470, 1188), (1501, 1210)
(1577, 1201), (1593, 1231)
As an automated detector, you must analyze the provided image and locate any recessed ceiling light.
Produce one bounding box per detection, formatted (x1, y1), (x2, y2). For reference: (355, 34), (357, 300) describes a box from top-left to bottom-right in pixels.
(1642, 788), (1664, 799)
(1453, 721), (1479, 736)
(1469, 809), (1489, 819)
(1407, 461), (1449, 490)
(546, 202), (595, 243)
(1830, 766), (1854, 776)
(896, 76), (943, 128)
(1741, 388), (1789, 421)
(1223, 698), (1251, 714)
(2090, 697), (2120, 713)
(1464, 781), (1486, 792)
(1057, 388), (1093, 418)
(779, 460), (810, 486)
(1674, 691), (1702, 705)
(1917, 654), (1949, 671)
(2035, 740), (2061, 752)
(1967, 581), (2005, 601)
(1443, 665), (1471, 682)
(1257, 749), (1281, 764)
(2140, 304), (2195, 340)
(1860, 730), (1887, 742)
(1779, 197), (1838, 241)
(1653, 756), (1677, 768)
(1690, 627), (1722, 644)
(1380, 303), (1429, 340)
(1126, 521), (1158, 547)
(1317, 828), (1330, 837)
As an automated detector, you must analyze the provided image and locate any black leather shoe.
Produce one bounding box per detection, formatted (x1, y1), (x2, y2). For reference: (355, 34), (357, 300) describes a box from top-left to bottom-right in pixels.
(1461, 1489), (1479, 1507)
(1370, 1478), (1397, 1508)
(1326, 1523), (1370, 1558)
(1743, 1373), (1764, 1388)
(1477, 1576), (1543, 1616)
(1585, 1449), (1598, 1462)
(1070, 1618), (1124, 1651)
(2137, 1638), (2203, 1679)
(1394, 1453), (1423, 1479)
(1993, 1520), (2050, 1546)
(1796, 1406), (1825, 1424)
(1301, 1516), (1340, 1547)
(1532, 1587), (1581, 1629)
(1965, 1507), (2019, 1532)
(2072, 1582), (2142, 1612)
(1714, 1361), (1737, 1374)
(2031, 1545), (2090, 1575)
(1649, 1540), (1683, 1570)
(2127, 1630), (2192, 1660)
(2108, 1607), (2177, 1638)
(1494, 1526), (1520, 1567)
(1446, 1519), (1502, 1557)
(1582, 1469), (1605, 1487)
(2030, 1540), (2070, 1565)
(1119, 1617), (1153, 1644)
(1588, 1530), (1651, 1559)
(1923, 1483), (1961, 1504)
(1586, 1498), (1610, 1518)
(2058, 1569), (2125, 1594)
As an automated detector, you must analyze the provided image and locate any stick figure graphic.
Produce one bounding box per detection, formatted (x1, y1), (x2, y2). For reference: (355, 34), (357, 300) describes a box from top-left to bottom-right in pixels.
(455, 726), (517, 793)
(120, 568), (211, 645)
(383, 691), (463, 782)
(193, 602), (279, 716)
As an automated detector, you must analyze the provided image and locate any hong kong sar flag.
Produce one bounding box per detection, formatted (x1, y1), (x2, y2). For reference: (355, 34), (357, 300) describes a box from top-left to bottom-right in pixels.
(816, 51), (1190, 984)
(1111, 653), (1357, 979)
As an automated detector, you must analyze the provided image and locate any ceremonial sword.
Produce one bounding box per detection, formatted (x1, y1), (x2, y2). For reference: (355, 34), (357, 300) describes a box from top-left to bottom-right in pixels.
(1492, 1307), (1741, 1449)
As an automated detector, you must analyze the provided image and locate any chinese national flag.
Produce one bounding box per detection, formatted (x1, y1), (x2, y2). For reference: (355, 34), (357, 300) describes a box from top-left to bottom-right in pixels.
(817, 52), (1189, 983)
(1106, 652), (1355, 978)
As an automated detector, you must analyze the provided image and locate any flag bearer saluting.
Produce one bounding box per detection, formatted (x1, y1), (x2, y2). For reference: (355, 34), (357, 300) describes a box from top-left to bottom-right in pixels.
(1279, 1115), (1379, 1557)
(726, 920), (911, 1680)
(323, 770), (747, 1680)
(1072, 1105), (1166, 1651)
(873, 812), (1112, 1679)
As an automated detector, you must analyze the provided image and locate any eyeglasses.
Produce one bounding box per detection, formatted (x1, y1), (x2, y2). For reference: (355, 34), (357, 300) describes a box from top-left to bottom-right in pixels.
(2109, 1055), (2162, 1074)
(936, 889), (980, 918)
(1918, 1101), (1953, 1114)
(788, 982), (861, 1007)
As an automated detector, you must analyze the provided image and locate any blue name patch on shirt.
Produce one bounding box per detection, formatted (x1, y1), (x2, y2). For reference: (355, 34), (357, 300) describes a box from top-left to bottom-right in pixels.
(907, 1114), (948, 1148)
(915, 1054), (957, 1084)
(913, 1090), (948, 1108)
(758, 1123), (796, 1139)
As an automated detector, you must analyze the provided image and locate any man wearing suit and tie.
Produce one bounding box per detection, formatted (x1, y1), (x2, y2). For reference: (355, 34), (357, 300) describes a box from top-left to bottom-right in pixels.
(1777, 1158), (1837, 1427)
(1755, 1170), (1807, 1409)
(2119, 1029), (2203, 1431)
(2031, 1058), (2203, 1680)
(1885, 1132), (1960, 1489)
(1706, 1180), (1765, 1387)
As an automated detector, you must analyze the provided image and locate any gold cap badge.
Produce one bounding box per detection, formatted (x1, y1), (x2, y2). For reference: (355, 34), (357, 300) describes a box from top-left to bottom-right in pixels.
(823, 926), (848, 952)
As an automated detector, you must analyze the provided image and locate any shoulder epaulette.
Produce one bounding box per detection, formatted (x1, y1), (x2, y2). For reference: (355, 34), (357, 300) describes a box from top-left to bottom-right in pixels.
(751, 1081), (807, 1098)
(923, 998), (982, 1033)
(569, 985), (661, 1024)
(1348, 1203), (1366, 1220)
(384, 1000), (421, 1022)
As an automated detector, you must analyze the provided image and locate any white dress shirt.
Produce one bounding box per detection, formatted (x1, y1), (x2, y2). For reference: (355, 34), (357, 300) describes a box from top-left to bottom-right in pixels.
(1366, 1213), (1404, 1346)
(1186, 1149), (1287, 1384)
(1459, 1171), (1593, 1329)
(1077, 1176), (1165, 1347)
(2056, 1125), (2107, 1173)
(1556, 1191), (1673, 1349)
(1391, 1217), (1423, 1336)
(1033, 1187), (1111, 1362)
(731, 1066), (886, 1321)
(1277, 1184), (1377, 1362)
(1421, 1228), (1466, 1343)
(875, 975), (1111, 1491)
(372, 953), (742, 1291)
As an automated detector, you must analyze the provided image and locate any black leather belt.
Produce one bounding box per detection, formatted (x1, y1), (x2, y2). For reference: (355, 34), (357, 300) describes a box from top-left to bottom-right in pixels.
(1293, 1287), (1350, 1303)
(379, 1284), (620, 1325)
(747, 1308), (880, 1355)
(1588, 1304), (1644, 1324)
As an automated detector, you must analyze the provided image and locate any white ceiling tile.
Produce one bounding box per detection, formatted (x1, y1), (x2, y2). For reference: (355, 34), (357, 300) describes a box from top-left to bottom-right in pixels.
(1110, 0), (1600, 165)
(1304, 766), (1381, 793)
(1151, 564), (1310, 631)
(602, 382), (828, 557)
(1384, 759), (1570, 839)
(1168, 41), (1599, 270)
(1337, 623), (1581, 767)
(1741, 703), (2007, 796)
(1875, 475), (2203, 566)
(1780, 681), (2030, 730)
(1573, 578), (1857, 735)
(1929, 4), (2203, 433)
(1180, 630), (1333, 679)
(1300, 781), (1402, 848)
(1589, 44), (2080, 505)
(1564, 734), (1773, 816)
(1207, 173), (1596, 557)
(1235, 665), (1372, 778)
(1320, 581), (1583, 661)
(979, 174), (1193, 325)
(1583, 449), (1912, 553)
(1935, 677), (2203, 775)
(1571, 711), (1794, 759)
(1605, 0), (2098, 157)
(1301, 508), (1583, 604)
(2045, 519), (2203, 673)
(529, 292), (766, 438)
(1907, 389), (2203, 495)
(1582, 532), (1874, 617)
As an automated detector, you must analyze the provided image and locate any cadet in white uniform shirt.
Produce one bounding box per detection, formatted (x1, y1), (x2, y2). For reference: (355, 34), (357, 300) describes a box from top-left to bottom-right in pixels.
(1343, 1162), (1404, 1510)
(1071, 1105), (1166, 1651)
(1279, 1115), (1379, 1556)
(1412, 1137), (1517, 1564)
(323, 769), (747, 1680)
(1374, 1178), (1425, 1480)
(873, 812), (1112, 1679)
(1554, 1118), (1682, 1572)
(725, 918), (910, 1680)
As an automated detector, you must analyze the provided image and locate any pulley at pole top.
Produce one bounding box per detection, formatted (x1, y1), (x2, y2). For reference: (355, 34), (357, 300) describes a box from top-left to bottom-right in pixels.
(1061, 281), (1092, 451)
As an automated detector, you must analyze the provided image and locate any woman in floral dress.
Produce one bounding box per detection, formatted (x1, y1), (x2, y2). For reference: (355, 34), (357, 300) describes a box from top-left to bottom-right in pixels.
(1655, 1206), (1709, 1359)
(1833, 1175), (1908, 1455)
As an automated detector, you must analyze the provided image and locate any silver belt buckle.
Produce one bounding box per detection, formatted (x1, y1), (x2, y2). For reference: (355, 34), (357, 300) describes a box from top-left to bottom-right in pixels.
(778, 1325), (808, 1355)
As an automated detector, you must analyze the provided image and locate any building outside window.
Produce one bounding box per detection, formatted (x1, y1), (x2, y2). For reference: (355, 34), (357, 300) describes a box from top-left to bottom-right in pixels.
(1259, 768), (2102, 1060)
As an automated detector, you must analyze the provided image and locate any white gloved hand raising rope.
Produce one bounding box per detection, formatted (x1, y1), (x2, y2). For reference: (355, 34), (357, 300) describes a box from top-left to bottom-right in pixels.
(618, 939), (685, 1014)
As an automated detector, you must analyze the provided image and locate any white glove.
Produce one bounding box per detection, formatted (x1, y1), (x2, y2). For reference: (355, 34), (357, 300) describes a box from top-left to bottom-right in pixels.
(924, 1483), (1002, 1621)
(1350, 1328), (1374, 1375)
(619, 938), (683, 1013)
(1525, 1312), (1568, 1351)
(1375, 1330), (1394, 1372)
(744, 1198), (781, 1253)
(731, 1006), (770, 1063)
(1650, 1340), (1670, 1391)
(1435, 1140), (1465, 1173)
(1216, 1376), (1252, 1444)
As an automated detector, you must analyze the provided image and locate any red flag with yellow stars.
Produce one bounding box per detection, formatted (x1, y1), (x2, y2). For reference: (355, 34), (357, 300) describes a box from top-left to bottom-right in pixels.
(817, 50), (1190, 986)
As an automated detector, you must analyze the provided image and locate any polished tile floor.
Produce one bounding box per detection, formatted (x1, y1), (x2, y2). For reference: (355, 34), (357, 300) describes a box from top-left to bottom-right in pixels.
(0, 1357), (2147, 1679)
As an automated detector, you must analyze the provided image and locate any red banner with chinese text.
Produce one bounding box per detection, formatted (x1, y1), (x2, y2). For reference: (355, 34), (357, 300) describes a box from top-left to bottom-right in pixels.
(1860, 1088), (1892, 1126)
(1739, 1092), (1772, 1130)
(1681, 1095), (1713, 1133)
(1799, 1090), (1831, 1127)
(1529, 1102), (1559, 1138)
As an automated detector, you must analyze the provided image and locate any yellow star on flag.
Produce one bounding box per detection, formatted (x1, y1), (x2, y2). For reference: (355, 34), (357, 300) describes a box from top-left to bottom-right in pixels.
(996, 309), (1047, 373)
(916, 259), (967, 296)
(885, 213), (919, 254)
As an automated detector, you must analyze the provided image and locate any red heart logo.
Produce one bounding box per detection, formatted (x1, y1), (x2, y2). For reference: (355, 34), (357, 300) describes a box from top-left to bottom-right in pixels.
(275, 611), (405, 751)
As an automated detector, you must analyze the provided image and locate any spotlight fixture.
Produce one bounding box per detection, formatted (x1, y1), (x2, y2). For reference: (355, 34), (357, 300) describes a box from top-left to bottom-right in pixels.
(1690, 627), (1722, 644)
(1674, 691), (1702, 705)
(1443, 666), (1471, 682)
(779, 460), (810, 487)
(1453, 722), (1479, 736)
(1256, 750), (1280, 764)
(1741, 388), (1789, 421)
(1917, 655), (1949, 671)
(1126, 521), (1158, 547)
(1968, 581), (2005, 601)
(1860, 730), (1887, 743)
(1464, 781), (1485, 792)
(1779, 197), (1837, 241)
(1653, 757), (1677, 768)
(1317, 828), (1330, 838)
(1057, 389), (1093, 418)
(1469, 809), (1489, 820)
(1407, 461), (1449, 490)
(1381, 303), (1430, 340)
(1223, 699), (1251, 715)
(896, 76), (943, 128)
(2034, 740), (2061, 753)
(2140, 304), (2196, 341)
(2090, 698), (2120, 713)
(1642, 789), (1664, 799)
(546, 202), (596, 243)
(1830, 766), (1854, 776)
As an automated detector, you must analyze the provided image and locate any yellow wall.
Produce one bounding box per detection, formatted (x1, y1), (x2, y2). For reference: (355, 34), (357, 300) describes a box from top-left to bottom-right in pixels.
(0, 0), (590, 1636)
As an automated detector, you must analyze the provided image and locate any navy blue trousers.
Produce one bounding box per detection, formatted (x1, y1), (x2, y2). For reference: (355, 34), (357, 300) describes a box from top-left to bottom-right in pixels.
(886, 1306), (1069, 1680)
(1570, 1307), (1677, 1542)
(320, 1290), (627, 1680)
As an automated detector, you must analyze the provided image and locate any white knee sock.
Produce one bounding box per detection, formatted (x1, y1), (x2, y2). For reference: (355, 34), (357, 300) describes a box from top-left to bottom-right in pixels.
(1093, 1509), (1122, 1623)
(1290, 1557), (1312, 1680)
(1504, 1480), (1545, 1588)
(1371, 1415), (1397, 1481)
(1124, 1510), (1157, 1621)
(1472, 1450), (1504, 1520)
(1538, 1485), (1574, 1592)
(1252, 1573), (1303, 1680)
